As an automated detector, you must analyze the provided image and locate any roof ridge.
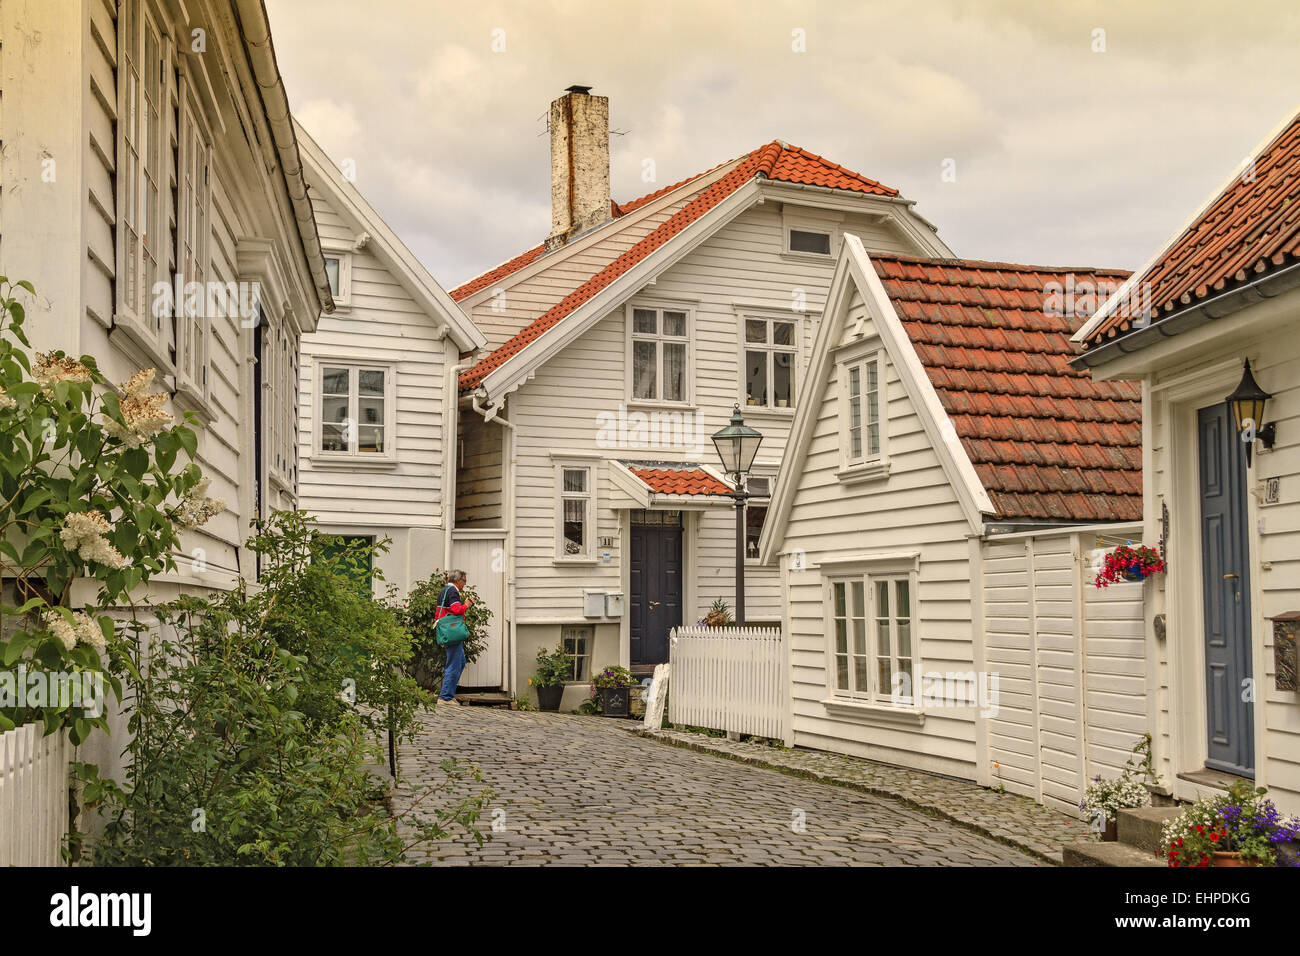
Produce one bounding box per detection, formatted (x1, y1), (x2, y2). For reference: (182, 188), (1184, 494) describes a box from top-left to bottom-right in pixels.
(871, 251), (1131, 277)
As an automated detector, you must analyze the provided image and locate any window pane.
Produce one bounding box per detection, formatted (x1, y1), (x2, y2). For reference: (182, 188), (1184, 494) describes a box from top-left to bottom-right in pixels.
(790, 229), (831, 255)
(833, 581), (846, 617)
(745, 504), (767, 558)
(745, 350), (767, 406)
(358, 369), (384, 395)
(877, 620), (890, 658)
(633, 308), (657, 335)
(867, 361), (881, 456)
(876, 580), (889, 618)
(834, 618), (847, 655)
(632, 340), (657, 399)
(663, 311), (686, 337)
(358, 426), (384, 453)
(321, 423), (346, 452)
(773, 321), (795, 346)
(325, 257), (340, 296)
(851, 581), (866, 652)
(745, 319), (767, 344)
(358, 397), (384, 425)
(773, 351), (793, 407)
(854, 656), (869, 695)
(877, 658), (893, 698)
(322, 397), (348, 423)
(896, 579), (911, 619)
(663, 342), (686, 402)
(835, 654), (849, 690)
(562, 499), (586, 555)
(322, 367), (348, 395)
(897, 619), (911, 659)
(562, 468), (587, 493)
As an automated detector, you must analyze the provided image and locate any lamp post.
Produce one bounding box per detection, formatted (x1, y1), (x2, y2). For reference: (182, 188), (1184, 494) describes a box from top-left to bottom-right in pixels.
(711, 404), (763, 626)
(1225, 359), (1275, 467)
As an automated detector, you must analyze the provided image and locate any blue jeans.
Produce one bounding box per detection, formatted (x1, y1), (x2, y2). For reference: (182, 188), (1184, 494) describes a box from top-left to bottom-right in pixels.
(440, 642), (466, 701)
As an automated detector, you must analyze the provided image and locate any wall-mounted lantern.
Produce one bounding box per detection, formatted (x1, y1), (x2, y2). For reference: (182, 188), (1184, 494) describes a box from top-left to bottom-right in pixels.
(1225, 359), (1275, 466)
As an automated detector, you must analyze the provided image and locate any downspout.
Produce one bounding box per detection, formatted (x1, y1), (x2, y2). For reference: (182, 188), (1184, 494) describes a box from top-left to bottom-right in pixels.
(442, 360), (473, 571)
(471, 390), (517, 694)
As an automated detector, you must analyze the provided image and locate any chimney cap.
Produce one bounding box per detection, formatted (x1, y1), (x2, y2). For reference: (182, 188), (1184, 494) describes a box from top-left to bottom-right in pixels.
(564, 85), (593, 95)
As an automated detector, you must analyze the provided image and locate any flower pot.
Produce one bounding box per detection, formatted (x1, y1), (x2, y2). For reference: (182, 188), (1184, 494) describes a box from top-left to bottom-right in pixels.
(1211, 851), (1263, 867)
(1122, 569), (1147, 582)
(1102, 820), (1118, 842)
(597, 685), (630, 718)
(536, 684), (564, 712)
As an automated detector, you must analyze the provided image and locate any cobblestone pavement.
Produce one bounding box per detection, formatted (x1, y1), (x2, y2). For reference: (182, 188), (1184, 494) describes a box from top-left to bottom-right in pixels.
(641, 727), (1094, 862)
(394, 707), (1041, 866)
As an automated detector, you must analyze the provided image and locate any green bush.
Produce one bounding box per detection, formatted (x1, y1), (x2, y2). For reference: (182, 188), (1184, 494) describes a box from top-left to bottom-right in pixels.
(531, 643), (571, 689)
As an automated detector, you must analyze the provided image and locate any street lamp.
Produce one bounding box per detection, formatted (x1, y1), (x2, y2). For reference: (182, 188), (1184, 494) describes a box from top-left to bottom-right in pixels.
(712, 404), (763, 626)
(1225, 359), (1275, 467)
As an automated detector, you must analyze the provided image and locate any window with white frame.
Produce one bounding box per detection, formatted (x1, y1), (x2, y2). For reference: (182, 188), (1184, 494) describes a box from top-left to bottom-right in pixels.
(844, 353), (883, 464)
(788, 228), (832, 256)
(323, 251), (352, 308)
(629, 306), (688, 403)
(118, 0), (165, 337)
(744, 317), (797, 409)
(561, 625), (593, 681)
(176, 83), (211, 396)
(744, 475), (771, 560)
(317, 364), (393, 457)
(555, 463), (595, 559)
(829, 574), (916, 704)
(263, 317), (298, 487)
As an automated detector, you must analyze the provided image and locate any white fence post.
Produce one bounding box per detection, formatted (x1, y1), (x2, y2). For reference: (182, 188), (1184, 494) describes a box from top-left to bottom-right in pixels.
(0, 723), (70, 867)
(667, 625), (790, 744)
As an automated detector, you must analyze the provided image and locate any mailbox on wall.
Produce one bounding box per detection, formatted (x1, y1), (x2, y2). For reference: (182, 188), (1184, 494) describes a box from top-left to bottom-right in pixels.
(583, 590), (606, 618)
(1271, 611), (1300, 692)
(605, 592), (625, 617)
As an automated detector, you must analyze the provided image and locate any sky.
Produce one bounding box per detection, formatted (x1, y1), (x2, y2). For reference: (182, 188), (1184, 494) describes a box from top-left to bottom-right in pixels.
(264, 0), (1300, 290)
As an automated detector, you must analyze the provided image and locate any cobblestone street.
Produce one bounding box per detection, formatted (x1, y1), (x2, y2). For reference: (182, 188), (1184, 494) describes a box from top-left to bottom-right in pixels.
(394, 707), (1041, 866)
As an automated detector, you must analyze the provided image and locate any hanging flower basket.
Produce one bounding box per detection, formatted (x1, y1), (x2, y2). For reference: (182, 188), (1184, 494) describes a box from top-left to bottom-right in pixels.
(1094, 544), (1166, 589)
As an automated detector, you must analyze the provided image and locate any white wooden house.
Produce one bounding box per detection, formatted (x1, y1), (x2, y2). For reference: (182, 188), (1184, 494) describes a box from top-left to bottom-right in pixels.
(0, 0), (332, 775)
(759, 235), (1151, 815)
(1072, 106), (1300, 815)
(293, 122), (488, 614)
(448, 86), (955, 704)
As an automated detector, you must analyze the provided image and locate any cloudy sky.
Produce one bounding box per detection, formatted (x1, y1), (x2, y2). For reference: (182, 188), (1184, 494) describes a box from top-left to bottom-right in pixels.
(265, 0), (1300, 290)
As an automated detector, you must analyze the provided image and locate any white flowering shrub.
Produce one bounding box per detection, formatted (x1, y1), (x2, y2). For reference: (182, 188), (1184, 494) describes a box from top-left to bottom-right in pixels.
(1079, 771), (1151, 827)
(0, 278), (223, 743)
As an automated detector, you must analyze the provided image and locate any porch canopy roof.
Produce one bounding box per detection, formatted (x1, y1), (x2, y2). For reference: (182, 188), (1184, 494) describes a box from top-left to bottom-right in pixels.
(610, 461), (736, 510)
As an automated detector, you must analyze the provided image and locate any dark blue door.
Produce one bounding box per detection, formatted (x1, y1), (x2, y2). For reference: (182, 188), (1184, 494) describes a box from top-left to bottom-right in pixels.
(629, 512), (682, 667)
(1198, 404), (1255, 777)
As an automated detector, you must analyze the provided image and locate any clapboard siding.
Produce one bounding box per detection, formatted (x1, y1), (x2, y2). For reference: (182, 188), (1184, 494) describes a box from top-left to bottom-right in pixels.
(456, 407), (504, 527)
(297, 191), (447, 531)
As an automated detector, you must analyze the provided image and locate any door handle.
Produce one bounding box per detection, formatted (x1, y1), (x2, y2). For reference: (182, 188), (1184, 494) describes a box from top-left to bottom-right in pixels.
(1224, 573), (1239, 580)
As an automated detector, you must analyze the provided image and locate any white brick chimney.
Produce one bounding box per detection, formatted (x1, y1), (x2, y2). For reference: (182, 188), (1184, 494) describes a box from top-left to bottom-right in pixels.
(546, 85), (610, 250)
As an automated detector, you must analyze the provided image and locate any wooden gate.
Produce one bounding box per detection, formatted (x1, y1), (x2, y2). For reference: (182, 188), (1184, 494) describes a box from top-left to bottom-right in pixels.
(450, 529), (506, 690)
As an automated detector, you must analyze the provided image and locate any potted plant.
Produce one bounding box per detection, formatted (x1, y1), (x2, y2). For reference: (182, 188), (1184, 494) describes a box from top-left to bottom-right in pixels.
(1094, 543), (1166, 588)
(1080, 772), (1150, 841)
(591, 665), (634, 717)
(1162, 780), (1300, 867)
(530, 644), (570, 712)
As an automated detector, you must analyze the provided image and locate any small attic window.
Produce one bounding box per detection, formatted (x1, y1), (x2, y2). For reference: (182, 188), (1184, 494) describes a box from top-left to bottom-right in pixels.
(322, 250), (352, 308)
(789, 228), (832, 256)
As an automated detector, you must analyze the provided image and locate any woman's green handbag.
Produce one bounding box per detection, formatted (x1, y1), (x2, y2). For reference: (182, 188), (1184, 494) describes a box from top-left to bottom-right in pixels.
(435, 613), (470, 646)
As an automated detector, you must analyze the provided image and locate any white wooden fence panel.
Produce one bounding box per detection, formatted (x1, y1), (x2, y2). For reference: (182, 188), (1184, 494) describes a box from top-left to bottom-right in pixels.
(0, 724), (69, 866)
(667, 626), (791, 744)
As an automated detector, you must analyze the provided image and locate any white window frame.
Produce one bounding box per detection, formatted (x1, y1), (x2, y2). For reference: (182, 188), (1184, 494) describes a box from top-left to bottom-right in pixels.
(322, 248), (353, 310)
(175, 74), (212, 403)
(837, 346), (890, 483)
(740, 314), (800, 412)
(262, 314), (299, 492)
(825, 564), (919, 707)
(313, 361), (398, 463)
(560, 624), (594, 682)
(743, 473), (773, 564)
(782, 211), (841, 261)
(553, 460), (598, 563)
(786, 226), (833, 257)
(114, 0), (171, 367)
(625, 302), (693, 406)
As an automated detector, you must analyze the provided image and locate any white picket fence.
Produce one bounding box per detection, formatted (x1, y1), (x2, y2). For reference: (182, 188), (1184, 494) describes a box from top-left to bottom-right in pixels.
(0, 723), (70, 866)
(668, 626), (792, 745)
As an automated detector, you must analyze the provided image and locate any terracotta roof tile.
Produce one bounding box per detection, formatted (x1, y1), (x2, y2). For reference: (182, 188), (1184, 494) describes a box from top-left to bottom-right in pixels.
(1085, 110), (1300, 347)
(458, 142), (898, 390)
(873, 254), (1141, 523)
(628, 466), (732, 497)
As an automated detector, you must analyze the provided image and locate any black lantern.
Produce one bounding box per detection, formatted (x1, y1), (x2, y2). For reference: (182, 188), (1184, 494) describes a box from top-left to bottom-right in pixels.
(1225, 359), (1274, 466)
(711, 405), (763, 626)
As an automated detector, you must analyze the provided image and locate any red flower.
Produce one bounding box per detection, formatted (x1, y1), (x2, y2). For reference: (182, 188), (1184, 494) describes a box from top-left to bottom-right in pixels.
(1210, 832), (1220, 842)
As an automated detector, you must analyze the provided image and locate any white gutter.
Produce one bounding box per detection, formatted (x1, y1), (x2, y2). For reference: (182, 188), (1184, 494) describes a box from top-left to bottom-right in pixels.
(231, 0), (334, 315)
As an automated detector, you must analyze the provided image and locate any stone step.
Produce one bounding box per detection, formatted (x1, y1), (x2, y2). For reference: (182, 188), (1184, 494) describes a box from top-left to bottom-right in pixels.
(1117, 806), (1183, 855)
(1063, 840), (1165, 868)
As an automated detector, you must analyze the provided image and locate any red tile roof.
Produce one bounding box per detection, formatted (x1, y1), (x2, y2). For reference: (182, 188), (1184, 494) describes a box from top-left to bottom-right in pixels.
(457, 143), (898, 389)
(1084, 110), (1300, 348)
(628, 466), (733, 497)
(872, 255), (1142, 523)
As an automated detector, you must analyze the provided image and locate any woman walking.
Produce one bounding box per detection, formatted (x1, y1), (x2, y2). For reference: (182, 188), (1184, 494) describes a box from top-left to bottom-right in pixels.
(436, 570), (474, 705)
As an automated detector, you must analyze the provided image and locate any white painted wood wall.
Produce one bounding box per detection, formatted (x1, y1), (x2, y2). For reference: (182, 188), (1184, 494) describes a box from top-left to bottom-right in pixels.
(450, 529), (507, 689)
(667, 625), (792, 744)
(0, 724), (70, 867)
(982, 525), (1147, 817)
